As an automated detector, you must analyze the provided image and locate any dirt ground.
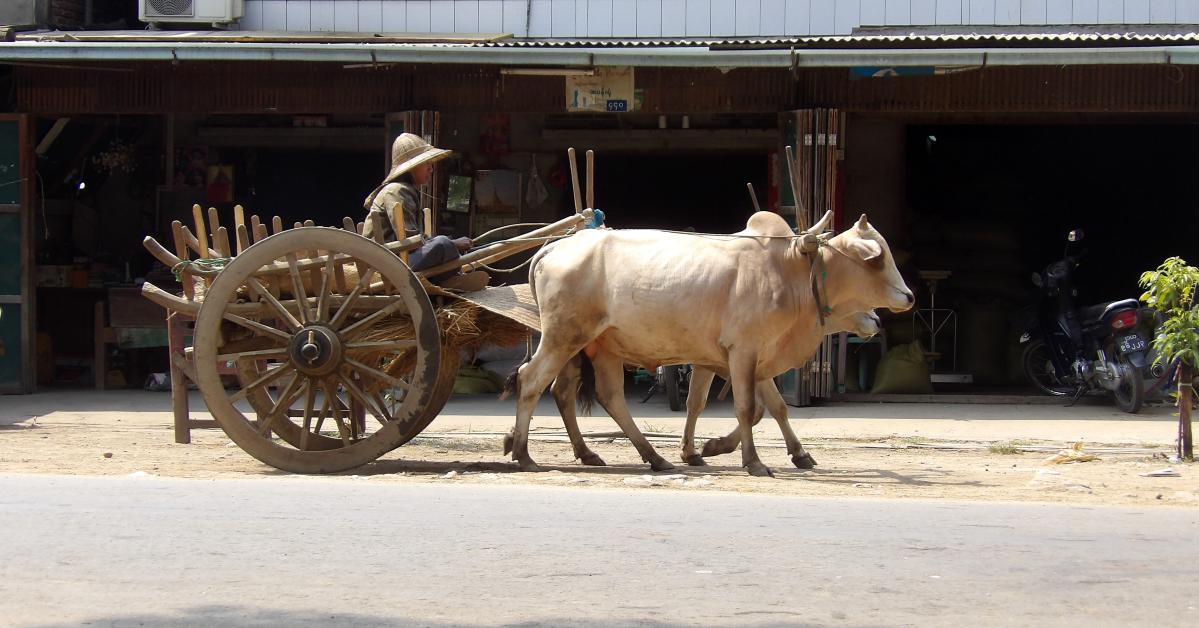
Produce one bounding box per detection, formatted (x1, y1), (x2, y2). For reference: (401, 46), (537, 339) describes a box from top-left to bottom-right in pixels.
(2, 392), (1196, 508)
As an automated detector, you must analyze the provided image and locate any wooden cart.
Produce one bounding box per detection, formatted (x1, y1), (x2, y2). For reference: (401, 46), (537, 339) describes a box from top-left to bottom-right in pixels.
(140, 202), (591, 474)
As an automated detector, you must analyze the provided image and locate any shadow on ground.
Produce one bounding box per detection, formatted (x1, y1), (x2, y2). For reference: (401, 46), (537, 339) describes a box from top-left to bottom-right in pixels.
(30, 604), (838, 628)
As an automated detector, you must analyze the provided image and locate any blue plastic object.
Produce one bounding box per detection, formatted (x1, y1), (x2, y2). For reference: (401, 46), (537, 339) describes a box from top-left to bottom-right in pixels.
(585, 208), (605, 229)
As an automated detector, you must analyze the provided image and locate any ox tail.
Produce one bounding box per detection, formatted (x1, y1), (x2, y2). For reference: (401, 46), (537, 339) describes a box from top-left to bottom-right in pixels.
(577, 352), (596, 417)
(499, 336), (534, 401)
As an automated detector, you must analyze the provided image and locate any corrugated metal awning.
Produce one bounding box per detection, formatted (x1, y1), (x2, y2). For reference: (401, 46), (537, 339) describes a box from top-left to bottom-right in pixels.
(5, 27), (1199, 68)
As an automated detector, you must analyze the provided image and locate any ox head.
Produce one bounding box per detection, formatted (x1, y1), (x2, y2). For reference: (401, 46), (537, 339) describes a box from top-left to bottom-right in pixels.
(820, 214), (914, 314)
(840, 310), (882, 338)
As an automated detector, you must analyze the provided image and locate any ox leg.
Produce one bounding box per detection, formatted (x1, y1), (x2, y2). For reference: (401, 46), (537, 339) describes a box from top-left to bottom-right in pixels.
(551, 355), (606, 467)
(590, 351), (675, 472)
(681, 367), (717, 466)
(730, 357), (772, 477)
(506, 342), (582, 472)
(757, 379), (817, 469)
(700, 393), (766, 459)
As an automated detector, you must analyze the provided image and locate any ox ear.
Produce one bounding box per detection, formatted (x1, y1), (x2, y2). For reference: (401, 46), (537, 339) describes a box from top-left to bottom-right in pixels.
(856, 214), (871, 231)
(846, 237), (882, 262)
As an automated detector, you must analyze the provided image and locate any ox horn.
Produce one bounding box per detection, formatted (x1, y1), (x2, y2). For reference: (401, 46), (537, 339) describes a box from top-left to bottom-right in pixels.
(803, 210), (833, 236)
(856, 214), (870, 230)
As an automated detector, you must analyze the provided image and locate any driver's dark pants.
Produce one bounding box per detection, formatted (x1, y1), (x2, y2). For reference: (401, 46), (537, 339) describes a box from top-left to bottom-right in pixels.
(408, 235), (461, 283)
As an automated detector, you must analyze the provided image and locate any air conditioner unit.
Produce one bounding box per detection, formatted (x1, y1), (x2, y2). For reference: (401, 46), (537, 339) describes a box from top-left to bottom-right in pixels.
(140, 0), (244, 25)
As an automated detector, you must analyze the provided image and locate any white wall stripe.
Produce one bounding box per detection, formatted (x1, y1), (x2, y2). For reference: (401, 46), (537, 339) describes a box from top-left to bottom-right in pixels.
(911, 0), (935, 23)
(711, 0), (736, 35)
(334, 0), (359, 29)
(686, 0), (711, 35)
(241, 0), (1196, 38)
(261, 0), (287, 28)
(1124, 0), (1150, 22)
(638, 0), (663, 35)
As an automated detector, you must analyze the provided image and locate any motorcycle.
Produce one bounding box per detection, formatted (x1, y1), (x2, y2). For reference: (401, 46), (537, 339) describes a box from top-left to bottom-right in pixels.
(1018, 229), (1150, 413)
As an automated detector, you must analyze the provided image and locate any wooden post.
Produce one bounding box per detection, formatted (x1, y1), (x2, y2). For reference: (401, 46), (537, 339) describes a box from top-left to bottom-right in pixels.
(233, 205), (247, 253)
(747, 182), (761, 212)
(784, 145), (805, 231)
(568, 147), (583, 214)
(1180, 364), (1194, 461)
(192, 205), (209, 259)
(586, 149), (595, 209)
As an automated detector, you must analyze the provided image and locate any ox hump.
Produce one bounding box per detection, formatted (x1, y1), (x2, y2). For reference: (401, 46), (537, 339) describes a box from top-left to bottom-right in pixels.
(739, 211), (795, 238)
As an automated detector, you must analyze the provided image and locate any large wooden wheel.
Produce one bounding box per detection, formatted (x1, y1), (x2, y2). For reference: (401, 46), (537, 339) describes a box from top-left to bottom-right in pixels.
(193, 227), (443, 473)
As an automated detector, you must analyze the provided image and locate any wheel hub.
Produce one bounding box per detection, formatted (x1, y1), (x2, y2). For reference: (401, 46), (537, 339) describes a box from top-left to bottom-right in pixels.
(289, 326), (343, 376)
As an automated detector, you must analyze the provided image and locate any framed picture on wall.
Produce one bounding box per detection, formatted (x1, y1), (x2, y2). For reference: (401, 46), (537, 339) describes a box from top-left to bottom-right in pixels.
(446, 175), (473, 214)
(474, 170), (521, 215)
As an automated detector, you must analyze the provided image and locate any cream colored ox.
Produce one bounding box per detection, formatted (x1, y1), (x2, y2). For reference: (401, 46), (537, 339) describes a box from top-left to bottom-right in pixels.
(539, 310), (881, 472)
(506, 211), (913, 477)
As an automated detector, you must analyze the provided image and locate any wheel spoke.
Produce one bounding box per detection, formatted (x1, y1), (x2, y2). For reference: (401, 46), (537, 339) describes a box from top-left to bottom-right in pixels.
(221, 312), (292, 345)
(345, 340), (418, 353)
(230, 363), (295, 403)
(340, 299), (408, 340)
(336, 373), (392, 426)
(315, 255), (335, 324)
(246, 277), (301, 332)
(329, 267), (378, 330)
(218, 347), (289, 363)
(345, 356), (411, 393)
(258, 376), (307, 437)
(298, 384), (319, 451)
(314, 382), (336, 436)
(325, 381), (352, 446)
(285, 253), (311, 325)
(371, 390), (399, 427)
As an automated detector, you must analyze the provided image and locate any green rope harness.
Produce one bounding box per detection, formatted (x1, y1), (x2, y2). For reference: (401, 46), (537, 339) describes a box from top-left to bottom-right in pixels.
(172, 257), (231, 282)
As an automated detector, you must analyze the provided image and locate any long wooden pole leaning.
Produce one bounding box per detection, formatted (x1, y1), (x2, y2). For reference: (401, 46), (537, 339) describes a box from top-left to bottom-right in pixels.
(747, 182), (761, 212)
(586, 149), (595, 210)
(568, 147), (583, 214)
(784, 145), (809, 232)
(419, 210), (592, 278)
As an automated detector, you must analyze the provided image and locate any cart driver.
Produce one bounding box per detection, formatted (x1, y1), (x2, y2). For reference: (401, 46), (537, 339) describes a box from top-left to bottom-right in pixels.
(362, 133), (489, 292)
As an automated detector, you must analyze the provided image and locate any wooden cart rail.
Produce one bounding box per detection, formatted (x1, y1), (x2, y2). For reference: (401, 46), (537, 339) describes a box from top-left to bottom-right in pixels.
(141, 200), (592, 472)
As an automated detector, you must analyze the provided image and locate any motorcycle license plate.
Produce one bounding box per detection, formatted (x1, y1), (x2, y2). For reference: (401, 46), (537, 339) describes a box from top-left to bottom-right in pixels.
(1118, 334), (1147, 354)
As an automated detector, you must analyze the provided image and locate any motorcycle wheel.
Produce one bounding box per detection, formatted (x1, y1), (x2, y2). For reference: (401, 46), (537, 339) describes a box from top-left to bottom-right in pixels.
(664, 365), (682, 412)
(1022, 340), (1075, 396)
(1112, 356), (1145, 414)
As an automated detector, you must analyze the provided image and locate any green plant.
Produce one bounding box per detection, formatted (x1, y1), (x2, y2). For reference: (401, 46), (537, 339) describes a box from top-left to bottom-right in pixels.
(988, 442), (1022, 455)
(1139, 256), (1199, 461)
(1140, 257), (1199, 369)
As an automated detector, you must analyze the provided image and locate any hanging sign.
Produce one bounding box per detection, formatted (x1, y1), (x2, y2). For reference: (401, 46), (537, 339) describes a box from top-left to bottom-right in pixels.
(566, 67), (635, 113)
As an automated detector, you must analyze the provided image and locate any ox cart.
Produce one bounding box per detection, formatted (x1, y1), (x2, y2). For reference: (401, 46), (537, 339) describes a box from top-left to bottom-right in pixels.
(141, 191), (595, 474)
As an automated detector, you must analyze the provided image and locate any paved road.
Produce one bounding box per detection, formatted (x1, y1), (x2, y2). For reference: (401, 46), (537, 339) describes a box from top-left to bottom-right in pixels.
(1, 474), (1195, 627)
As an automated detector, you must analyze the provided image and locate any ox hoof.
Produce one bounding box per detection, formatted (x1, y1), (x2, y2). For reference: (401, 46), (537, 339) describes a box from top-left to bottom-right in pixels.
(516, 459), (544, 472)
(791, 452), (818, 470)
(650, 458), (677, 472)
(502, 432), (515, 455)
(746, 462), (775, 478)
(683, 454), (708, 467)
(579, 451), (607, 467)
(701, 438), (733, 458)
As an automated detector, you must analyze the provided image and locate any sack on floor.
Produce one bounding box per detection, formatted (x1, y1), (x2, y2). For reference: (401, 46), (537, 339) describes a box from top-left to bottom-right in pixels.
(453, 364), (505, 395)
(870, 342), (934, 395)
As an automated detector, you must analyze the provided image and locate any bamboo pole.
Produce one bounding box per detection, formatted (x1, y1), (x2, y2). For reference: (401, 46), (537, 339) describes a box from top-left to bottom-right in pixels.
(192, 205), (210, 259)
(420, 210), (591, 278)
(233, 205), (247, 254)
(586, 149), (595, 209)
(1180, 364), (1194, 461)
(784, 145), (805, 231)
(568, 147), (583, 214)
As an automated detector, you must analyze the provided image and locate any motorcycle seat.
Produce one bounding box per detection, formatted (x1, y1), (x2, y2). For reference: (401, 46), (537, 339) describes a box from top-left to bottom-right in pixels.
(1079, 299), (1140, 326)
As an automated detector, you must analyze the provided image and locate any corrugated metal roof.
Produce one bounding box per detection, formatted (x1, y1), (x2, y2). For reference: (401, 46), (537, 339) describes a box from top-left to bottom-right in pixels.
(479, 28), (1199, 49)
